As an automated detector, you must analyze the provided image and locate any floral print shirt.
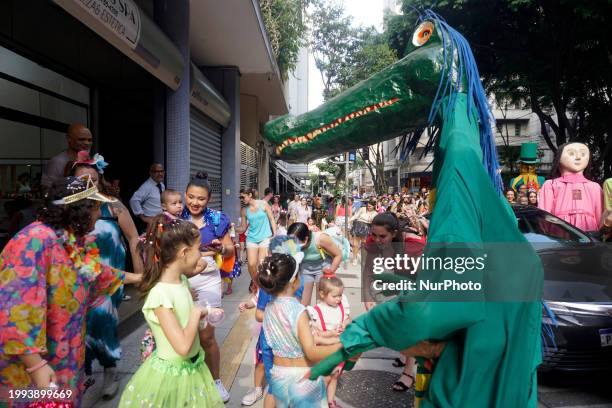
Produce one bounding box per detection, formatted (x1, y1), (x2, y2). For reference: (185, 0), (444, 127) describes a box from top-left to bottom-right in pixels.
(0, 222), (124, 400)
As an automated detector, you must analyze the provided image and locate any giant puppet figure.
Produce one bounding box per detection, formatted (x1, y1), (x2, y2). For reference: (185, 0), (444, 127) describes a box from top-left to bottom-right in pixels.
(263, 11), (543, 407)
(538, 142), (603, 232)
(510, 142), (546, 193)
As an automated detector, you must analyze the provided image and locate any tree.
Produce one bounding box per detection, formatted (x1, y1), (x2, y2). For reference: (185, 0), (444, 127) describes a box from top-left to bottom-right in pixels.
(260, 0), (309, 80)
(308, 0), (359, 100)
(388, 0), (612, 178)
(359, 144), (389, 194)
(309, 1), (398, 193)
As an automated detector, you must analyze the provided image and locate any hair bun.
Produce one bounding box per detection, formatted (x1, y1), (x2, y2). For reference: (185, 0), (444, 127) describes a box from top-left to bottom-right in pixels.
(195, 172), (208, 180)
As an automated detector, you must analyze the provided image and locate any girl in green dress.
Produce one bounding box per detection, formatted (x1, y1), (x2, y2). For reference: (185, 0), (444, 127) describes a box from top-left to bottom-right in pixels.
(119, 214), (224, 407)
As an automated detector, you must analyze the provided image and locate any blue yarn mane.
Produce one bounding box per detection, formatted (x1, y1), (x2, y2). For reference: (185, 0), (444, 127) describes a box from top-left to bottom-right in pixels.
(396, 10), (503, 193)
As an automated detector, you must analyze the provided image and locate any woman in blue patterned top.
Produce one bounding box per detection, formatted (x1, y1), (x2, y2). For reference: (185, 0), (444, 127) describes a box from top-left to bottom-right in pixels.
(72, 154), (144, 399)
(181, 172), (234, 403)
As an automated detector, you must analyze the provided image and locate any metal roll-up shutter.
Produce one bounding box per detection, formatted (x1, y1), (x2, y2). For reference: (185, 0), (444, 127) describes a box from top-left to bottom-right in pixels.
(190, 106), (223, 210)
(240, 142), (259, 191)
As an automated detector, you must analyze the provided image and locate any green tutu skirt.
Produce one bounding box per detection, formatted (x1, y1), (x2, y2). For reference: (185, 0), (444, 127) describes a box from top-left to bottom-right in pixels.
(118, 348), (224, 408)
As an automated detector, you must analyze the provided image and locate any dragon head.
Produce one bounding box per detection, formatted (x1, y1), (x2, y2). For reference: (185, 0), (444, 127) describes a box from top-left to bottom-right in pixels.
(263, 10), (500, 191)
(263, 15), (448, 163)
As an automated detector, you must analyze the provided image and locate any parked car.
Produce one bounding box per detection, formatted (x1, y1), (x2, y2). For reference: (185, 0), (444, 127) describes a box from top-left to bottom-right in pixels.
(513, 204), (612, 371)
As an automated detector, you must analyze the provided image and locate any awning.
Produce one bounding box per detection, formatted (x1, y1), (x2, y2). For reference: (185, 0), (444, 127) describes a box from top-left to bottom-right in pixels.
(190, 63), (231, 127)
(53, 0), (184, 90)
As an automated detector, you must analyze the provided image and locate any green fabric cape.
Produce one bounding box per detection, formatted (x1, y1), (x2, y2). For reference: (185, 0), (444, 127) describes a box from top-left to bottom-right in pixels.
(310, 94), (543, 407)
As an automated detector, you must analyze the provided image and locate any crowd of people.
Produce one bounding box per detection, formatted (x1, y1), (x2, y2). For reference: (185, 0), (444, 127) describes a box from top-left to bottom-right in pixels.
(0, 129), (435, 408)
(5, 125), (612, 407)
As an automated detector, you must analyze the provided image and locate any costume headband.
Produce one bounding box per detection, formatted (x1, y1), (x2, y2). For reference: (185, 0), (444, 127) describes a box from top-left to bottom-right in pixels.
(263, 252), (304, 283)
(289, 252), (304, 282)
(72, 151), (109, 174)
(52, 174), (116, 205)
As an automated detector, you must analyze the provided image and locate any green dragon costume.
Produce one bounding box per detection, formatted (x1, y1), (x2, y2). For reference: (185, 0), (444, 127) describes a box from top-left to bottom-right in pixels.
(263, 11), (543, 407)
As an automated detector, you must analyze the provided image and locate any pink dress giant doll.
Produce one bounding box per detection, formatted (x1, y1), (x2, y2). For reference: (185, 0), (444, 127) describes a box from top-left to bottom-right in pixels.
(538, 142), (603, 231)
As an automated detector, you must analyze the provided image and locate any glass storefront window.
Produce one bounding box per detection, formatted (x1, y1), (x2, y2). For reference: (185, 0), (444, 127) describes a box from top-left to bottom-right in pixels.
(0, 45), (90, 242)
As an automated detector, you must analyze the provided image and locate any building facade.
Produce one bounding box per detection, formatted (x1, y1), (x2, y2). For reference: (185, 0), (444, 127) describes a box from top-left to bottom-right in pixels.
(0, 0), (288, 234)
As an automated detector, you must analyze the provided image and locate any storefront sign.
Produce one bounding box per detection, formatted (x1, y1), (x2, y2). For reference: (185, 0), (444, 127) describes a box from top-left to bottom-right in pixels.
(67, 0), (141, 49)
(53, 0), (184, 90)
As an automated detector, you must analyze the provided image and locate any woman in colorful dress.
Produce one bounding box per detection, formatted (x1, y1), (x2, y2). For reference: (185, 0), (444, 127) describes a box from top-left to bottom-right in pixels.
(181, 172), (234, 402)
(0, 176), (141, 406)
(71, 152), (144, 398)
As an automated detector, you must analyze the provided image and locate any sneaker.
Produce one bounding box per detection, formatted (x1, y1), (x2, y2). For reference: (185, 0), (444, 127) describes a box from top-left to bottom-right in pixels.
(241, 387), (263, 406)
(102, 367), (118, 399)
(215, 379), (230, 403)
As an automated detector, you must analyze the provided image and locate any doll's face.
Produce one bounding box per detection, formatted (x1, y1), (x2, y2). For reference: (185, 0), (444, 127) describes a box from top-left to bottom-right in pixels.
(559, 143), (589, 174)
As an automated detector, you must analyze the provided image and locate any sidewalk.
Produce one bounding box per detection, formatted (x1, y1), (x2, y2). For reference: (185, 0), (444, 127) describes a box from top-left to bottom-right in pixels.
(226, 262), (412, 408)
(83, 262), (410, 408)
(85, 262), (612, 408)
(84, 273), (253, 407)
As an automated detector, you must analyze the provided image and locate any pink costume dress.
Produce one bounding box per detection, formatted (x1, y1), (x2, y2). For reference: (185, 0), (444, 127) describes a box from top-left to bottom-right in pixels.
(538, 173), (603, 231)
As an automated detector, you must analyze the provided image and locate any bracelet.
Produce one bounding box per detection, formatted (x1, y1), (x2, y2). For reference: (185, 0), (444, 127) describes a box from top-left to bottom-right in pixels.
(25, 359), (48, 373)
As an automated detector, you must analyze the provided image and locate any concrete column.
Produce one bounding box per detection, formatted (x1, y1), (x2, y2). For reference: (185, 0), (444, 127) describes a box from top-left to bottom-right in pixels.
(259, 149), (269, 197)
(205, 67), (241, 224)
(155, 0), (190, 191)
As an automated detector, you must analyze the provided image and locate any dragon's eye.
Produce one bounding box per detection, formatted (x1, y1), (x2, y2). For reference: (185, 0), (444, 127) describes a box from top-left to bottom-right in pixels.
(412, 21), (434, 47)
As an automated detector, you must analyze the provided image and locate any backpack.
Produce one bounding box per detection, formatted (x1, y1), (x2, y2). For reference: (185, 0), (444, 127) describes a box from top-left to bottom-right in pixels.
(315, 226), (351, 262)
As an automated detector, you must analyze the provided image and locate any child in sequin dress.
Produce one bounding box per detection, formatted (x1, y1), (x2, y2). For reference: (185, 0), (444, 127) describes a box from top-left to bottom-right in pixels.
(258, 253), (342, 408)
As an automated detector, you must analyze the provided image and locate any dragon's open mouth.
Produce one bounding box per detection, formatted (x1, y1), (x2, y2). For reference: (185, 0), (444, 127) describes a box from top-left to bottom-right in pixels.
(275, 97), (401, 155)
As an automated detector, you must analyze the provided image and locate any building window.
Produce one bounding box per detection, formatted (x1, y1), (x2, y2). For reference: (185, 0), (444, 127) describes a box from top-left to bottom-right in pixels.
(514, 123), (521, 137)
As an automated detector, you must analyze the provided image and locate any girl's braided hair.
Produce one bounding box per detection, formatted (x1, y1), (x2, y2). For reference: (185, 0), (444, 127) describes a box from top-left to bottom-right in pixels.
(257, 253), (296, 295)
(139, 213), (200, 296)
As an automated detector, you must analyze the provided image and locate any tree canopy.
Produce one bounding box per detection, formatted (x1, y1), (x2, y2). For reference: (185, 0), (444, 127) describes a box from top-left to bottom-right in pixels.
(388, 0), (612, 177)
(308, 0), (398, 193)
(260, 0), (309, 80)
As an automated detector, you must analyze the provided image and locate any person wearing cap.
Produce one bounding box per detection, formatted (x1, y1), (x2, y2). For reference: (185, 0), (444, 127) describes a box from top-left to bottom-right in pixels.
(0, 176), (141, 404)
(41, 123), (93, 189)
(510, 142), (546, 193)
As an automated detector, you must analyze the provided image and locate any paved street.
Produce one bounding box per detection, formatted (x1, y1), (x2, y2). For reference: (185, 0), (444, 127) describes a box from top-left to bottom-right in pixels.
(84, 263), (612, 408)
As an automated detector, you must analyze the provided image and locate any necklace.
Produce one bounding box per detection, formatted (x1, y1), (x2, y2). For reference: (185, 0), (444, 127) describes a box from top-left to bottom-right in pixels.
(56, 229), (103, 281)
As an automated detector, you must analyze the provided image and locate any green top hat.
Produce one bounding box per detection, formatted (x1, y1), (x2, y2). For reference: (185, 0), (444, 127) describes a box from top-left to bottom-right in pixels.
(518, 143), (540, 164)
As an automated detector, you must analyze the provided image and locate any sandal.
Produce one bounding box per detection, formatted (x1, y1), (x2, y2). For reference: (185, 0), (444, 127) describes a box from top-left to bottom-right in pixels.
(392, 357), (406, 368)
(392, 372), (415, 392)
(225, 287), (233, 296)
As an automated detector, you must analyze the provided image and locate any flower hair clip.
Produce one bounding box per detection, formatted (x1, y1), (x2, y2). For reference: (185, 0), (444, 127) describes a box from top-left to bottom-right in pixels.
(72, 151), (109, 174)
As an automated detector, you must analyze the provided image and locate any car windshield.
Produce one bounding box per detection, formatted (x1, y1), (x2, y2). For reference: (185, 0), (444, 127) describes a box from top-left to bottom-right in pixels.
(516, 209), (591, 244)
